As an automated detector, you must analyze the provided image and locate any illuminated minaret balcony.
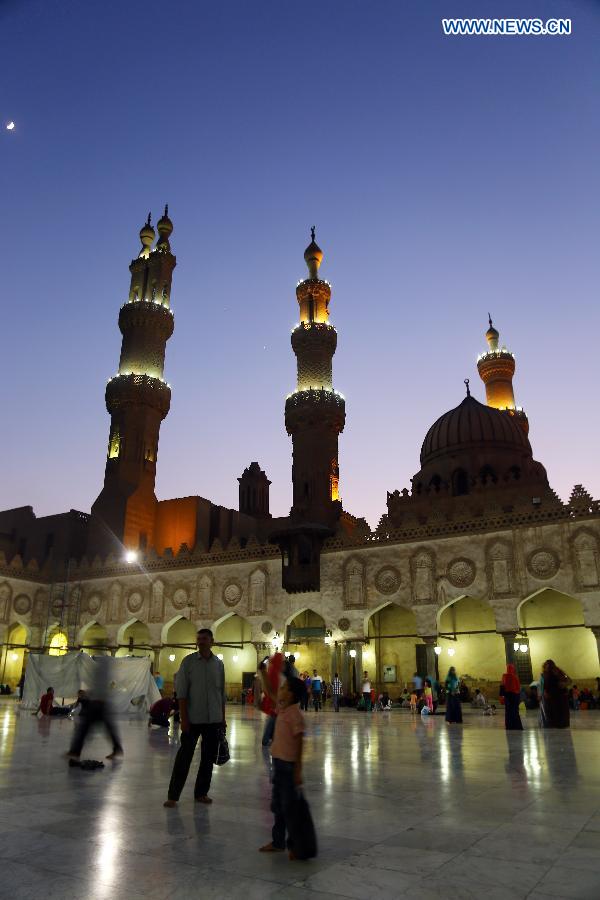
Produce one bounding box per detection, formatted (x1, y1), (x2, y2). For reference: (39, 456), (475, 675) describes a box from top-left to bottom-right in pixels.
(477, 315), (528, 433)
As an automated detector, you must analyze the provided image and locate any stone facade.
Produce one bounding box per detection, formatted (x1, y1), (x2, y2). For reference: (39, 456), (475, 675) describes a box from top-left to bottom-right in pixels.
(2, 504), (599, 690)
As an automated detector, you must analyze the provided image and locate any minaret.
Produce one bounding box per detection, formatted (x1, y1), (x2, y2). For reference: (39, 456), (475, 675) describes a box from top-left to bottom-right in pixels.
(477, 315), (528, 432)
(238, 462), (271, 518)
(286, 228), (346, 524)
(90, 208), (176, 553)
(271, 229), (345, 592)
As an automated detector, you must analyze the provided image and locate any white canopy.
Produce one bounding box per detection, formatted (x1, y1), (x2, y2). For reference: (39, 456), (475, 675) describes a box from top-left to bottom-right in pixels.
(21, 653), (161, 714)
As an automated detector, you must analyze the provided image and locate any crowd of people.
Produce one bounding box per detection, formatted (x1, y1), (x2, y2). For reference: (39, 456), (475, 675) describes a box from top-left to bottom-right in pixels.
(21, 632), (600, 866)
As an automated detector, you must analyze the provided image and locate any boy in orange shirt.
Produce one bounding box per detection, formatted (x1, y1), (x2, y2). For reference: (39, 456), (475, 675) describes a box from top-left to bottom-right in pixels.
(259, 669), (305, 858)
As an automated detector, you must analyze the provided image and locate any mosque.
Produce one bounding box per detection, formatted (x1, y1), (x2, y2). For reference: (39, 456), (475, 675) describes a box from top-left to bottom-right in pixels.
(1, 212), (599, 699)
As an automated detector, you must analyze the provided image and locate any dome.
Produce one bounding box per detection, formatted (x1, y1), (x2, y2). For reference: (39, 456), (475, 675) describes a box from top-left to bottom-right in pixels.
(420, 395), (530, 466)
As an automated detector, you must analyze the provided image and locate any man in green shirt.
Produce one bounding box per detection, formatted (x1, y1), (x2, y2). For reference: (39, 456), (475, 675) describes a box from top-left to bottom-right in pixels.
(164, 628), (226, 807)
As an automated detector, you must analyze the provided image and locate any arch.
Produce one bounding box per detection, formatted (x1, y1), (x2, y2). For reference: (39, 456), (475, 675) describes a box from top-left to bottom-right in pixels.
(364, 602), (420, 692)
(517, 588), (597, 682)
(285, 607), (326, 630)
(437, 594), (505, 684)
(213, 613), (256, 699)
(2, 622), (29, 688)
(116, 618), (151, 657)
(49, 632), (68, 656)
(159, 616), (197, 684)
(285, 608), (328, 678)
(451, 468), (469, 497)
(77, 621), (109, 654)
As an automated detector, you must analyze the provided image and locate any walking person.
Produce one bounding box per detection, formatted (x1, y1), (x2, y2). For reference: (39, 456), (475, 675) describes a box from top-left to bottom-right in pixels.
(540, 659), (570, 729)
(361, 671), (372, 711)
(164, 628), (226, 807)
(444, 666), (463, 724)
(331, 672), (343, 712)
(66, 658), (123, 760)
(311, 670), (322, 711)
(500, 663), (523, 730)
(302, 672), (311, 711)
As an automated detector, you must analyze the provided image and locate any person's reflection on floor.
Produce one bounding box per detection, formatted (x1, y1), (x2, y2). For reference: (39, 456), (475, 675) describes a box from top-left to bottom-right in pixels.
(505, 731), (527, 782)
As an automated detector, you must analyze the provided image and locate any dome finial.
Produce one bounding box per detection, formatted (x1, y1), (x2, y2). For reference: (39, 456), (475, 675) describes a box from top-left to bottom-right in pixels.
(139, 212), (155, 257)
(156, 204), (173, 251)
(304, 226), (323, 279)
(485, 314), (499, 351)
(464, 378), (471, 397)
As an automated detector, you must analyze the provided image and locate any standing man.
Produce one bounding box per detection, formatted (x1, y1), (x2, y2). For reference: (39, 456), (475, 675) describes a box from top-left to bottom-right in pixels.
(412, 671), (423, 698)
(164, 628), (226, 808)
(311, 669), (322, 711)
(331, 672), (343, 712)
(361, 671), (372, 711)
(154, 671), (164, 694)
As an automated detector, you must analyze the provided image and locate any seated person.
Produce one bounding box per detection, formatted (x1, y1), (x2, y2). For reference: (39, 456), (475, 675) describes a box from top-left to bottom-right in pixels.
(472, 689), (487, 708)
(34, 687), (70, 717)
(148, 694), (177, 727)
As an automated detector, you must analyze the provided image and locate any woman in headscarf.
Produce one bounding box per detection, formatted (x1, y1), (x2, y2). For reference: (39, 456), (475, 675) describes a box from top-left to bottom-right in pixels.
(501, 663), (523, 730)
(540, 659), (570, 728)
(444, 667), (462, 723)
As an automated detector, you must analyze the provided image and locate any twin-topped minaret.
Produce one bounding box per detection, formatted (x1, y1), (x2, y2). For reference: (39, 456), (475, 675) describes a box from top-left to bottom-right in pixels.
(90, 208), (176, 553)
(286, 229), (345, 525)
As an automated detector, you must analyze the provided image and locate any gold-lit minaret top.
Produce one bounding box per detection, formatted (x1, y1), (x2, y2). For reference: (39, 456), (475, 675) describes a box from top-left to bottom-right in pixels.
(477, 315), (528, 431)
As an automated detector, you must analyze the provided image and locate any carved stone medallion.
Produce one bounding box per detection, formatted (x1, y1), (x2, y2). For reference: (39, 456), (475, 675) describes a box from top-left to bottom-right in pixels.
(223, 581), (242, 608)
(375, 566), (401, 595)
(261, 620), (273, 635)
(13, 594), (32, 615)
(172, 588), (188, 611)
(528, 549), (559, 580)
(338, 617), (351, 632)
(447, 558), (476, 588)
(87, 595), (101, 616)
(127, 591), (143, 614)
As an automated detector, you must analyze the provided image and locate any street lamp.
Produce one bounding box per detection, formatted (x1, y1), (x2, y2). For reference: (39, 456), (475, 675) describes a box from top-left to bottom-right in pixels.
(125, 550), (138, 564)
(349, 648), (357, 658)
(168, 653), (175, 662)
(434, 646), (442, 655)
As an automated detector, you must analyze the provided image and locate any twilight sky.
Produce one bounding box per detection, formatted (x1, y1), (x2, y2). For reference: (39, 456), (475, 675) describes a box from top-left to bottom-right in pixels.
(2, 0), (599, 528)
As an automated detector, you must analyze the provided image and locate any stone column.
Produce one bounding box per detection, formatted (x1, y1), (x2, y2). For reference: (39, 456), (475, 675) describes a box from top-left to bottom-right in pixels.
(153, 648), (161, 674)
(330, 644), (338, 681)
(422, 636), (438, 678)
(354, 644), (363, 693)
(501, 632), (518, 666)
(341, 644), (350, 694)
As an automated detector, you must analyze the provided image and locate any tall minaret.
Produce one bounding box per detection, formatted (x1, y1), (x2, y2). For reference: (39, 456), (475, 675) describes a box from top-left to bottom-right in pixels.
(285, 228), (345, 525)
(477, 315), (528, 432)
(90, 208), (176, 553)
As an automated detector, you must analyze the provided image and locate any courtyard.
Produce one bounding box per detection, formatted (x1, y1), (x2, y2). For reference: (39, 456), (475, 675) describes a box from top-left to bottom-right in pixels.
(1, 701), (600, 899)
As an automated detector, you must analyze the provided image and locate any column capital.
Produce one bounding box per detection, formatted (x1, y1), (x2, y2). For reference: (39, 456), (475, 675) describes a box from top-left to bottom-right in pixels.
(420, 634), (438, 645)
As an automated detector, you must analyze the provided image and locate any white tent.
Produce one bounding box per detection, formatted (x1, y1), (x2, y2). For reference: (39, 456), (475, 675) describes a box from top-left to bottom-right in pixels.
(22, 653), (161, 714)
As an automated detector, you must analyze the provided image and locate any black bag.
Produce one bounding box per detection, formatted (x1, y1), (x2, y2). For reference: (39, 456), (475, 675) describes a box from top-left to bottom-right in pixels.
(215, 732), (230, 766)
(288, 790), (318, 860)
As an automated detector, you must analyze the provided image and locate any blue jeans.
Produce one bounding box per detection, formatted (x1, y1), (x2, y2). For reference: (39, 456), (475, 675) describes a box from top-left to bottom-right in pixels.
(333, 695), (340, 712)
(312, 690), (322, 711)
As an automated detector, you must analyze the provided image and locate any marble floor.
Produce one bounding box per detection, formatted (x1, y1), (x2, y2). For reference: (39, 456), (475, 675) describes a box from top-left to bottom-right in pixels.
(1, 701), (600, 900)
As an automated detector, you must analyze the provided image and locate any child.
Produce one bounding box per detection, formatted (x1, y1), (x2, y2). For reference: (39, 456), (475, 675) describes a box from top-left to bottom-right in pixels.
(423, 679), (434, 713)
(410, 691), (418, 714)
(259, 671), (305, 858)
